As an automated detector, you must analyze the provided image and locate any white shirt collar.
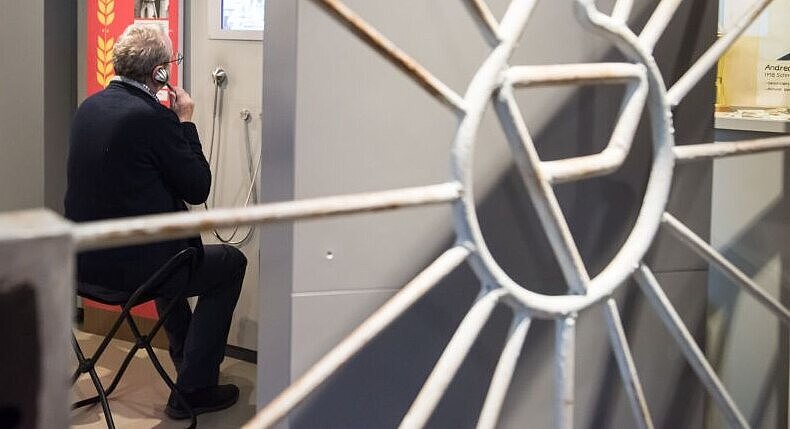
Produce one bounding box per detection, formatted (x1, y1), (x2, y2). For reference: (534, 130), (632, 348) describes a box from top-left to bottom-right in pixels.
(111, 76), (158, 100)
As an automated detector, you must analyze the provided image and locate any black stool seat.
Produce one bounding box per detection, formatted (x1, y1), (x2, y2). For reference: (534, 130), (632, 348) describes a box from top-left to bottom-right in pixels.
(77, 283), (135, 306)
(72, 248), (198, 429)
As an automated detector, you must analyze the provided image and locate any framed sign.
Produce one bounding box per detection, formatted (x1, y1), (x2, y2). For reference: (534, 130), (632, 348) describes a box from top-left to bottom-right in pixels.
(718, 0), (790, 108)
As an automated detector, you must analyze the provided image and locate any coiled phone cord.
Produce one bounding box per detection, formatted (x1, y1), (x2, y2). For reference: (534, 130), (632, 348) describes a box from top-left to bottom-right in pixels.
(203, 78), (261, 245)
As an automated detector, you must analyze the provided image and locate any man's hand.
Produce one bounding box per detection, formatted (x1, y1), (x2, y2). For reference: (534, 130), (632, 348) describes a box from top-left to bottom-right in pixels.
(169, 86), (195, 123)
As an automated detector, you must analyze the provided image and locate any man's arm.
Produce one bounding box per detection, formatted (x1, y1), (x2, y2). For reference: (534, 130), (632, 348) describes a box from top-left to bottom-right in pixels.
(149, 110), (212, 205)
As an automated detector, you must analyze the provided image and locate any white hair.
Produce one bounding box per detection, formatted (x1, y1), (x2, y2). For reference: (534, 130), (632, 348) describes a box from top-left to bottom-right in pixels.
(112, 24), (172, 83)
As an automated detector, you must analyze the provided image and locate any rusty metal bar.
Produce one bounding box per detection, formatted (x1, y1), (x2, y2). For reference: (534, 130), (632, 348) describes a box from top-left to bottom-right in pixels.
(555, 316), (576, 429)
(400, 288), (507, 429)
(73, 182), (462, 251)
(476, 311), (531, 429)
(495, 87), (591, 294)
(243, 245), (471, 429)
(674, 135), (790, 163)
(667, 0), (775, 106)
(462, 0), (501, 44)
(314, 0), (466, 113)
(634, 264), (749, 429)
(662, 212), (790, 325)
(604, 299), (653, 429)
(638, 0), (684, 50)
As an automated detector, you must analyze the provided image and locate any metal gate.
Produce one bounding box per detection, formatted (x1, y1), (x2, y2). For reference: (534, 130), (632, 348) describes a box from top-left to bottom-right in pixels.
(1, 0), (789, 428)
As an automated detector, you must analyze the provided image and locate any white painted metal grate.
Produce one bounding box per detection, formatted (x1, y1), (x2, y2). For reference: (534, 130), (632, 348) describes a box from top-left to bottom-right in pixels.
(4, 0), (787, 427)
(239, 1), (790, 427)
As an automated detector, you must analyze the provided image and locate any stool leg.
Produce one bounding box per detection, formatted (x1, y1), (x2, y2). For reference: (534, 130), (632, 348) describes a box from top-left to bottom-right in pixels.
(73, 332), (140, 407)
(86, 366), (116, 429)
(72, 333), (115, 429)
(143, 341), (197, 429)
(71, 334), (88, 385)
(127, 317), (197, 429)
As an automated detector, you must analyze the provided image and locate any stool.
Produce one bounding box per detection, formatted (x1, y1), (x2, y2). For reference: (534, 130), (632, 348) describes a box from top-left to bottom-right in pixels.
(72, 248), (198, 429)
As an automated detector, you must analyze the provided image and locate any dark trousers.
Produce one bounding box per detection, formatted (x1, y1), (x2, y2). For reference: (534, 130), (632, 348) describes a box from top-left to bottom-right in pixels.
(155, 244), (246, 392)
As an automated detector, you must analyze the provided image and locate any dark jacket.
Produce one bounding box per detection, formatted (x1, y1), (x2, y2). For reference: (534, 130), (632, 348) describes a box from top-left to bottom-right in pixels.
(65, 80), (210, 291)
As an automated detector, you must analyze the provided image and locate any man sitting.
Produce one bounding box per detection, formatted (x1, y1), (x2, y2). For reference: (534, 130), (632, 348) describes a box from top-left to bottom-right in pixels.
(65, 24), (246, 420)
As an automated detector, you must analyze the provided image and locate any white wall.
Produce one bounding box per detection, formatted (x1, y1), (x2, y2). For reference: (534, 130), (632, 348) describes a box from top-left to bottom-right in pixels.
(188, 1), (263, 351)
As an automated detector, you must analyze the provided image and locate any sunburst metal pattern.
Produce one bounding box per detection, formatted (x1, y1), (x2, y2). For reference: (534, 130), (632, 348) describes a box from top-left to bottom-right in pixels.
(239, 1), (790, 428)
(63, 0), (790, 428)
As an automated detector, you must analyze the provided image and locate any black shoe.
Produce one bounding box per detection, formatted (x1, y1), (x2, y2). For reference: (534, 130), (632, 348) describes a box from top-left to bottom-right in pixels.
(165, 384), (240, 420)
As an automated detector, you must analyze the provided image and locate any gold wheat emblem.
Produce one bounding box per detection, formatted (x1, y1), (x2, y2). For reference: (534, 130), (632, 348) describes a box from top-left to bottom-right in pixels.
(96, 0), (116, 87)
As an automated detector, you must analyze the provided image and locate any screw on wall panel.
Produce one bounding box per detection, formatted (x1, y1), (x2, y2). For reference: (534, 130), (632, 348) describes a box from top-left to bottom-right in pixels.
(325, 251), (334, 261)
(240, 109), (252, 122)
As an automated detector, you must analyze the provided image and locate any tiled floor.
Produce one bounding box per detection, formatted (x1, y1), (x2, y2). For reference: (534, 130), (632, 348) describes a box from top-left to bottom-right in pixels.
(71, 331), (257, 428)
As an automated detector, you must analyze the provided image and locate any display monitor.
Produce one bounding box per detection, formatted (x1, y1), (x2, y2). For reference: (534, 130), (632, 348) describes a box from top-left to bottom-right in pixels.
(209, 0), (264, 40)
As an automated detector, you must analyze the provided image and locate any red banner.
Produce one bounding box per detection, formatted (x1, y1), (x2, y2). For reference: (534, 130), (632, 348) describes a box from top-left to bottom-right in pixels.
(87, 0), (180, 97)
(85, 0), (180, 319)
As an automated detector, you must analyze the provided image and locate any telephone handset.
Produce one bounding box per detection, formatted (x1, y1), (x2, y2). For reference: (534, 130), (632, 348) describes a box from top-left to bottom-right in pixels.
(153, 66), (177, 106)
(153, 66), (172, 89)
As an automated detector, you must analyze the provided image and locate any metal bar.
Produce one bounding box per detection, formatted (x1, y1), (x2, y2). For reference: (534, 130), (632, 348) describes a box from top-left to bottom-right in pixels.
(662, 213), (790, 325)
(476, 311), (531, 429)
(674, 135), (790, 163)
(506, 62), (645, 87)
(495, 88), (591, 293)
(314, 0), (466, 112)
(555, 316), (576, 429)
(73, 182), (462, 251)
(667, 0), (775, 106)
(638, 0), (684, 51)
(496, 0), (537, 41)
(400, 288), (507, 429)
(462, 0), (501, 44)
(242, 246), (471, 429)
(634, 264), (749, 429)
(516, 2), (652, 185)
(538, 66), (647, 184)
(611, 0), (634, 23)
(604, 299), (653, 429)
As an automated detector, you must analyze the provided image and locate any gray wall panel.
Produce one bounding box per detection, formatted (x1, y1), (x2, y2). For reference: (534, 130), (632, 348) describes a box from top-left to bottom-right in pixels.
(0, 1), (45, 212)
(43, 0), (77, 214)
(0, 0), (76, 214)
(707, 129), (789, 429)
(290, 289), (397, 378)
(289, 270), (707, 429)
(259, 0), (299, 408)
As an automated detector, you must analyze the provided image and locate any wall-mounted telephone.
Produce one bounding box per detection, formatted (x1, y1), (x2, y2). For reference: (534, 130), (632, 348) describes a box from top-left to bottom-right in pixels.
(203, 67), (261, 246)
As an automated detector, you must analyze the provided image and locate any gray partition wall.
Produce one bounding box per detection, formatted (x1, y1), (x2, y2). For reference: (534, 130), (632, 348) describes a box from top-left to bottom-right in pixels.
(0, 0), (76, 213)
(259, 0), (717, 427)
(707, 128), (789, 429)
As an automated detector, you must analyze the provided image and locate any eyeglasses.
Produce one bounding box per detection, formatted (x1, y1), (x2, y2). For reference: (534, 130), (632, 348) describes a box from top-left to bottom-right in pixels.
(162, 52), (184, 66)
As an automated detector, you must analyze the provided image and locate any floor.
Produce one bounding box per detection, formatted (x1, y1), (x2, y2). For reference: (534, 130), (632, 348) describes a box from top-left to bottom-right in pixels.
(71, 331), (257, 428)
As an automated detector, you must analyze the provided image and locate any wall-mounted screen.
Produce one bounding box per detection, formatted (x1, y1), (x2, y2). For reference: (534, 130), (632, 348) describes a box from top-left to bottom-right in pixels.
(209, 0), (264, 40)
(222, 0), (265, 32)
